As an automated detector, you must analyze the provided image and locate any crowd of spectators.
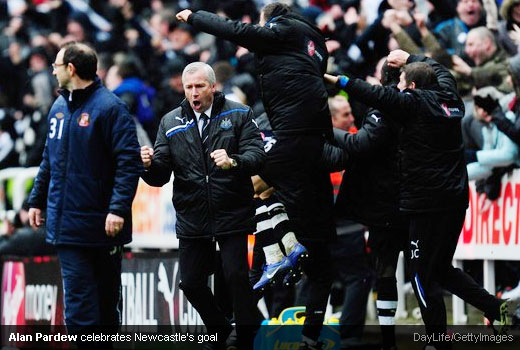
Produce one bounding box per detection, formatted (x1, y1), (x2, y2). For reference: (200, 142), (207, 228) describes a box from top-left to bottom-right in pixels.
(1, 0), (520, 316)
(0, 0), (518, 161)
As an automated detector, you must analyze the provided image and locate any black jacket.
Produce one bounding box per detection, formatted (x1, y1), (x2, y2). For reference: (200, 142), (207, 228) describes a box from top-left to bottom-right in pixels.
(333, 110), (404, 227)
(189, 11), (332, 136)
(141, 92), (265, 239)
(343, 55), (468, 212)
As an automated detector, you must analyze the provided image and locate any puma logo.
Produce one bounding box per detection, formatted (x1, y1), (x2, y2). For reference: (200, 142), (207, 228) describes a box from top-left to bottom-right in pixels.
(370, 114), (381, 123)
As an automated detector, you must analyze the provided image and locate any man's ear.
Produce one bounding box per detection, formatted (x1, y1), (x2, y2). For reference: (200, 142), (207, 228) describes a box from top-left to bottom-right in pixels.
(67, 63), (75, 76)
(409, 81), (416, 90)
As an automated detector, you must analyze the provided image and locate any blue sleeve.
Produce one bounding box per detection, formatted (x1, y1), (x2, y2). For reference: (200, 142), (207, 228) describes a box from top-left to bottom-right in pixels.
(108, 103), (143, 216)
(27, 139), (50, 209)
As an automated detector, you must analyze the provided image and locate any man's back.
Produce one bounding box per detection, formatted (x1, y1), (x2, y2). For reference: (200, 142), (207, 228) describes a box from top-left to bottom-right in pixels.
(189, 10), (332, 135)
(342, 54), (468, 212)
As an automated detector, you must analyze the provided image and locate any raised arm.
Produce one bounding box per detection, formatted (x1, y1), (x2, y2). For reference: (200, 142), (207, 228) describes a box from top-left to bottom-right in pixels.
(178, 9), (283, 53)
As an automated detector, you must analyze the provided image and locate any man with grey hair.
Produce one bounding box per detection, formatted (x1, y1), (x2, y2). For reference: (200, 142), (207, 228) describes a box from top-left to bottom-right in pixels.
(141, 62), (265, 349)
(176, 5), (336, 348)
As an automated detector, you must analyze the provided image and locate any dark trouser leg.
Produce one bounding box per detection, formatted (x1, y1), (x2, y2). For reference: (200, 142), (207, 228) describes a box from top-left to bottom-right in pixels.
(218, 234), (263, 349)
(369, 225), (408, 350)
(330, 231), (373, 340)
(58, 247), (99, 332)
(178, 238), (232, 340)
(408, 209), (502, 338)
(95, 246), (123, 330)
(408, 213), (451, 349)
(263, 285), (295, 318)
(339, 260), (372, 340)
(435, 212), (502, 321)
(300, 240), (333, 341)
(58, 246), (122, 350)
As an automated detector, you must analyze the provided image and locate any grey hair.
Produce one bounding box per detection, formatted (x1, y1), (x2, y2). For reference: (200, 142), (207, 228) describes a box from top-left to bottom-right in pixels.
(182, 62), (216, 85)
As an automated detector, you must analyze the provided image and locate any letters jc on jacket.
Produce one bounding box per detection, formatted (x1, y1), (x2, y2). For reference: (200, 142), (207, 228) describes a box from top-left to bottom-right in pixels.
(141, 92), (266, 239)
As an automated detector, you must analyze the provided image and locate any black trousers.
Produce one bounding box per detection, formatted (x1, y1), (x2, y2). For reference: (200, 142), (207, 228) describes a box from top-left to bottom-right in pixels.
(368, 224), (408, 300)
(296, 240), (334, 341)
(178, 234), (262, 348)
(330, 232), (373, 340)
(58, 245), (122, 350)
(260, 135), (336, 241)
(408, 209), (501, 346)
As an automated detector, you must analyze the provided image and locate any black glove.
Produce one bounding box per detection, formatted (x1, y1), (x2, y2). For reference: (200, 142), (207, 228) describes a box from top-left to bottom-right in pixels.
(474, 95), (499, 115)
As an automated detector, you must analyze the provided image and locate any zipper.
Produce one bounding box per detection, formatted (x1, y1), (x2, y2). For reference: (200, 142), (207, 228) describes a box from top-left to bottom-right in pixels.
(55, 108), (73, 243)
(194, 111), (216, 240)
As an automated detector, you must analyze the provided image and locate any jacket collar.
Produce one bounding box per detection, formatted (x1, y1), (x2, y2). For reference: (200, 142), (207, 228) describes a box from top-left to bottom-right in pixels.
(59, 78), (102, 109)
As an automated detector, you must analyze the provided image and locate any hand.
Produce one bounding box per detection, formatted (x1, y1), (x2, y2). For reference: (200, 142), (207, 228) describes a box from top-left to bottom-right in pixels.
(474, 95), (499, 115)
(176, 9), (192, 23)
(325, 40), (341, 53)
(141, 146), (153, 168)
(387, 49), (410, 68)
(210, 149), (234, 170)
(413, 11), (427, 28)
(324, 73), (339, 85)
(317, 14), (335, 32)
(235, 46), (249, 58)
(381, 10), (397, 29)
(510, 24), (520, 46)
(343, 7), (360, 26)
(252, 175), (271, 194)
(329, 4), (344, 20)
(28, 208), (44, 230)
(452, 55), (472, 76)
(105, 213), (124, 237)
(414, 11), (429, 37)
(474, 105), (492, 123)
(395, 10), (413, 26)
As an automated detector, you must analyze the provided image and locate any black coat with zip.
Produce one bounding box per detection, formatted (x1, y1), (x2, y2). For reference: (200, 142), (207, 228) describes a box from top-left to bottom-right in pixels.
(141, 92), (266, 239)
(331, 109), (404, 228)
(342, 55), (468, 212)
(188, 10), (332, 136)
